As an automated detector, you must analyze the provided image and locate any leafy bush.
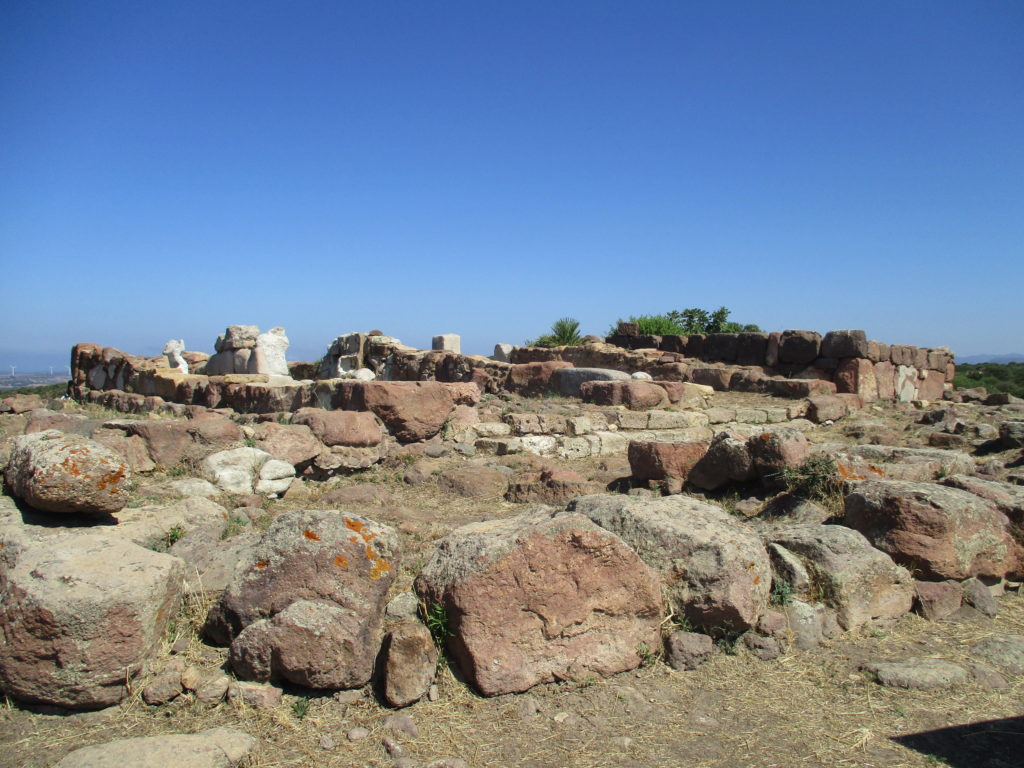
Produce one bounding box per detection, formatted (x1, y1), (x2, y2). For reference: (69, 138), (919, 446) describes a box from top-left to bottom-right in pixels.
(0, 382), (67, 399)
(954, 362), (1024, 398)
(608, 306), (761, 336)
(526, 317), (584, 348)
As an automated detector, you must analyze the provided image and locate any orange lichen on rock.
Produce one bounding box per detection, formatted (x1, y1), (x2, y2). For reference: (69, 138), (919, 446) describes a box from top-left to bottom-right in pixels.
(334, 555), (348, 568)
(303, 529), (320, 541)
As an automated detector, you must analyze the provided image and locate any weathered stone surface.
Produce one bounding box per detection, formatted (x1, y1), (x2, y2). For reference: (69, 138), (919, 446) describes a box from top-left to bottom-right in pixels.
(834, 358), (878, 402)
(844, 480), (1016, 580)
(688, 431), (756, 491)
(4, 430), (130, 515)
(628, 441), (708, 483)
(913, 580), (962, 621)
(806, 395), (848, 423)
(438, 466), (509, 498)
(0, 534), (183, 708)
(201, 447), (273, 494)
(568, 494), (771, 635)
(550, 367), (630, 397)
(53, 727), (256, 768)
(747, 428), (810, 489)
(252, 422), (321, 467)
(141, 659), (185, 705)
(506, 361), (573, 397)
(821, 330), (869, 360)
(226, 680), (282, 709)
(862, 658), (968, 690)
(414, 508), (663, 696)
(664, 631), (714, 670)
(778, 330), (821, 365)
(580, 381), (669, 410)
(1, 393), (46, 414)
(171, 521), (261, 596)
(961, 576), (999, 618)
(491, 343), (514, 363)
(360, 382), (455, 442)
(229, 599), (380, 689)
(432, 334), (461, 354)
(253, 327), (289, 376)
(504, 469), (600, 504)
(205, 509), (397, 656)
(383, 622), (438, 708)
(765, 525), (914, 630)
(291, 407), (383, 447)
(971, 634), (1024, 674)
(125, 415), (241, 468)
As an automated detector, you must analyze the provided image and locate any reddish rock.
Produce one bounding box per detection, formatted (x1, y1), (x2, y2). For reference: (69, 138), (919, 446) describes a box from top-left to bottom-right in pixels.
(579, 381), (669, 410)
(806, 395), (848, 423)
(875, 361), (896, 400)
(688, 431), (757, 491)
(664, 631), (714, 670)
(569, 494), (771, 635)
(358, 382), (455, 442)
(252, 422), (322, 466)
(913, 580), (963, 621)
(747, 428), (811, 489)
(1, 394), (46, 414)
(821, 330), (869, 360)
(0, 534), (183, 709)
(441, 382), (482, 406)
(917, 370), (946, 401)
(383, 622), (438, 708)
(628, 441), (708, 483)
(125, 421), (192, 466)
(769, 379), (837, 398)
(91, 428), (157, 473)
(736, 332), (769, 366)
(438, 466), (509, 498)
(414, 510), (663, 696)
(504, 469), (601, 504)
(889, 345), (917, 367)
(291, 408), (383, 447)
(505, 361), (573, 397)
(835, 358), (878, 402)
(4, 431), (130, 515)
(205, 509), (399, 648)
(844, 480), (1016, 580)
(689, 366), (734, 391)
(778, 330), (821, 365)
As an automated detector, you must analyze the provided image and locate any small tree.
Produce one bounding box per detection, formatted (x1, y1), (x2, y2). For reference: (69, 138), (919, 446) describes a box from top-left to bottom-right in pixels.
(526, 317), (584, 348)
(608, 306), (761, 336)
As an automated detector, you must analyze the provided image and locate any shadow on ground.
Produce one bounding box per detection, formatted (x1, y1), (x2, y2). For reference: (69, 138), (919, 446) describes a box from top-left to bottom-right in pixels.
(893, 715), (1024, 768)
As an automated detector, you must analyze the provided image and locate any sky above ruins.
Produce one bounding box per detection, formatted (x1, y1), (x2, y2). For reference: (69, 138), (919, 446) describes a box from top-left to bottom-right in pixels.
(1, 1), (1022, 371)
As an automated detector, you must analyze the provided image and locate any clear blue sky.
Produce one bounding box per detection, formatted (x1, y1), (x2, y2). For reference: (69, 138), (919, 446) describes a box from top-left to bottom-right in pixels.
(2, 1), (1021, 371)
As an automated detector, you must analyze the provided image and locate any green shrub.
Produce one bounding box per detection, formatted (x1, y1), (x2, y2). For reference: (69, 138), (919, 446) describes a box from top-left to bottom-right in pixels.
(526, 317), (584, 348)
(608, 306), (761, 337)
(954, 362), (1024, 398)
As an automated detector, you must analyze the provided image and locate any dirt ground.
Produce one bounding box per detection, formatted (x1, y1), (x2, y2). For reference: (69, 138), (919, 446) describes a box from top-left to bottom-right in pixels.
(2, 391), (1022, 768)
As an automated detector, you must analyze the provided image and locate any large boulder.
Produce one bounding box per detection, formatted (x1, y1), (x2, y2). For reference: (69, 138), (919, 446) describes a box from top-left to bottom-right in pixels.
(291, 408), (383, 447)
(579, 380), (669, 410)
(844, 480), (1016, 580)
(360, 382), (455, 442)
(205, 509), (398, 688)
(506, 361), (574, 397)
(747, 428), (811, 489)
(121, 414), (242, 468)
(568, 494), (771, 635)
(4, 430), (130, 515)
(765, 524), (914, 630)
(414, 508), (663, 696)
(0, 533), (183, 709)
(201, 447), (295, 495)
(550, 367), (630, 397)
(251, 422), (322, 467)
(504, 469), (601, 504)
(688, 431), (757, 491)
(628, 441), (708, 484)
(54, 727), (256, 768)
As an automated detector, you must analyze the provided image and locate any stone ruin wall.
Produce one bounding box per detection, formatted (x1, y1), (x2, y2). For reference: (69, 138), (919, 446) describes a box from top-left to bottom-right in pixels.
(513, 328), (955, 404)
(68, 326), (955, 417)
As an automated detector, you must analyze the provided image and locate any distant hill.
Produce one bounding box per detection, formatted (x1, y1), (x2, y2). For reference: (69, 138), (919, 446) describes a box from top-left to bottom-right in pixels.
(958, 353), (1024, 364)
